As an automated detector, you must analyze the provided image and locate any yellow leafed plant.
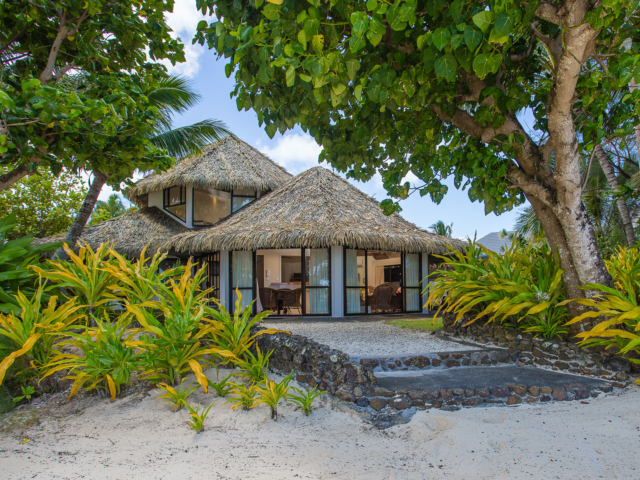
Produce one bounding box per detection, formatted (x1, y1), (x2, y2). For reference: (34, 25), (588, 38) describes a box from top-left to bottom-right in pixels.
(31, 242), (117, 323)
(561, 247), (640, 372)
(0, 285), (85, 385)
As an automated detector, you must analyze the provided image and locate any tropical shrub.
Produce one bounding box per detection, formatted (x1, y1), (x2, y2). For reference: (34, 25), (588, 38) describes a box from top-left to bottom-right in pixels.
(226, 383), (260, 411)
(31, 243), (116, 323)
(186, 402), (215, 433)
(562, 247), (640, 367)
(206, 289), (286, 359)
(0, 286), (85, 385)
(235, 346), (272, 385)
(126, 261), (233, 391)
(155, 380), (200, 411)
(207, 373), (235, 397)
(41, 314), (143, 400)
(287, 385), (325, 416)
(256, 374), (292, 421)
(426, 240), (569, 339)
(0, 215), (60, 314)
(104, 246), (185, 307)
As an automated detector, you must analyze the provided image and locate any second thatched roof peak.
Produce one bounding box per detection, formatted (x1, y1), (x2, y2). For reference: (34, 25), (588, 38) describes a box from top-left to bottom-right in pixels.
(165, 166), (465, 254)
(128, 136), (292, 202)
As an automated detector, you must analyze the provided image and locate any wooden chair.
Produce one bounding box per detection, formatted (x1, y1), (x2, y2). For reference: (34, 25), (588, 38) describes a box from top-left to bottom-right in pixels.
(281, 288), (302, 314)
(259, 287), (278, 313)
(370, 283), (396, 312)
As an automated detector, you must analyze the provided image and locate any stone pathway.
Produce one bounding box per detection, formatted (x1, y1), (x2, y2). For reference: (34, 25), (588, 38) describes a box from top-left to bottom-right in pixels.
(262, 320), (476, 356)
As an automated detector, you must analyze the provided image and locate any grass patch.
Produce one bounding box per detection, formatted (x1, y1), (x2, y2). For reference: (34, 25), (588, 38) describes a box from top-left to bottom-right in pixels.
(386, 317), (443, 332)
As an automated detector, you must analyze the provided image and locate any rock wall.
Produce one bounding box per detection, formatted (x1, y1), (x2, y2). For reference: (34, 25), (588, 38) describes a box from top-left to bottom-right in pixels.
(256, 329), (377, 402)
(441, 313), (634, 386)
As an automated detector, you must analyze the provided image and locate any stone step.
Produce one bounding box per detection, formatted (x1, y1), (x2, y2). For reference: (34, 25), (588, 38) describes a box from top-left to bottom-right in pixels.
(353, 348), (514, 372)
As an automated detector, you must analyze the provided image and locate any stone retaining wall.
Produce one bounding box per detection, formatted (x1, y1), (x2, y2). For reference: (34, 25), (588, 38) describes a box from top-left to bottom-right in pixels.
(441, 313), (635, 386)
(256, 329), (377, 402)
(357, 348), (514, 372)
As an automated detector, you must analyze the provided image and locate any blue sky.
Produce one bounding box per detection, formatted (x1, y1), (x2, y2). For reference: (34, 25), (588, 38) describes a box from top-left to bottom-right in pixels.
(105, 0), (523, 240)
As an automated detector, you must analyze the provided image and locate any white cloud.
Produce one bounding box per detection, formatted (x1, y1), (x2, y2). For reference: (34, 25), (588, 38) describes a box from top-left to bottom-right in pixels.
(163, 0), (210, 78)
(257, 133), (326, 175)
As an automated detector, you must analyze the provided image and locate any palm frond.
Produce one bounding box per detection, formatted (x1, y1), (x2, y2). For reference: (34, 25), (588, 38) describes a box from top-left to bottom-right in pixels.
(150, 120), (234, 159)
(147, 75), (202, 114)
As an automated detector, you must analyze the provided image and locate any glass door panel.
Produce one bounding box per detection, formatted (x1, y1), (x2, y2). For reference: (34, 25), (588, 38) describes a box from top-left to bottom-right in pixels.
(305, 248), (330, 314)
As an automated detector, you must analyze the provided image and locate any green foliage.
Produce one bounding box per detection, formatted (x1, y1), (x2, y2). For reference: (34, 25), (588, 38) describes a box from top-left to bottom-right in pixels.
(287, 385), (324, 416)
(235, 346), (272, 385)
(90, 194), (136, 226)
(0, 0), (184, 183)
(256, 374), (292, 421)
(0, 285), (84, 385)
(0, 215), (60, 314)
(207, 373), (236, 398)
(225, 382), (260, 411)
(427, 240), (569, 339)
(207, 288), (287, 359)
(562, 247), (640, 365)
(31, 243), (116, 321)
(186, 402), (215, 433)
(12, 385), (35, 404)
(155, 380), (200, 412)
(429, 220), (453, 238)
(386, 317), (443, 332)
(41, 314), (143, 400)
(126, 260), (233, 390)
(0, 169), (88, 239)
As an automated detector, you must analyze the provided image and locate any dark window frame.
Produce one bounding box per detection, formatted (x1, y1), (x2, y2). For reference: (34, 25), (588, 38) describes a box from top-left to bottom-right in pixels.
(162, 186), (187, 222)
(199, 252), (220, 304)
(231, 189), (257, 213)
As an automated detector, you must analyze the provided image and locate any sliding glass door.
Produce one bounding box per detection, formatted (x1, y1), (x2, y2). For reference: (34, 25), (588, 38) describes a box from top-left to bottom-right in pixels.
(230, 250), (255, 313)
(305, 248), (330, 314)
(344, 249), (422, 315)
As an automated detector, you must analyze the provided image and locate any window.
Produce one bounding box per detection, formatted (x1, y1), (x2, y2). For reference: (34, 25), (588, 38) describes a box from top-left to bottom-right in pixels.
(163, 186), (187, 221)
(200, 252), (220, 302)
(193, 187), (231, 226)
(230, 251), (255, 314)
(231, 188), (257, 213)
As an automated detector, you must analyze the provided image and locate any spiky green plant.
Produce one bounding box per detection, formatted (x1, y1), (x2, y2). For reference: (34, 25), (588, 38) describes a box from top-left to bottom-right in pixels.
(186, 402), (215, 433)
(207, 373), (236, 397)
(154, 380), (200, 411)
(287, 385), (325, 416)
(255, 374), (292, 420)
(225, 383), (260, 411)
(235, 346), (272, 385)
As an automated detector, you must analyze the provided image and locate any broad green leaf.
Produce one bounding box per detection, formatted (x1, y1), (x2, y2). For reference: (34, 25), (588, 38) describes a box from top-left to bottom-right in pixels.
(432, 28), (451, 51)
(472, 53), (491, 78)
(472, 11), (494, 33)
(286, 65), (296, 87)
(346, 59), (361, 80)
(464, 26), (483, 51)
(332, 83), (347, 96)
(434, 53), (458, 82)
(451, 33), (464, 50)
(311, 34), (324, 53)
(0, 91), (15, 110)
(354, 84), (363, 101)
(265, 124), (277, 138)
(493, 12), (516, 38)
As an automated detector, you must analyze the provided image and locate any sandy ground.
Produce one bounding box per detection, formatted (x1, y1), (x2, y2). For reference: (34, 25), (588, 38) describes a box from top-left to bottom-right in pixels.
(262, 321), (476, 356)
(1, 368), (639, 480)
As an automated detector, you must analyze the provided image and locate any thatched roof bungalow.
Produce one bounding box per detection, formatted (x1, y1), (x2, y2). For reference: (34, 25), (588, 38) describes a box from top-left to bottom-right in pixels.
(33, 207), (188, 258)
(166, 167), (464, 254)
(127, 136), (292, 206)
(38, 135), (463, 319)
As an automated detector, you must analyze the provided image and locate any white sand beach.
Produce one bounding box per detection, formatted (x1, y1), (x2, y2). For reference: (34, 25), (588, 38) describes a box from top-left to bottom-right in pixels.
(1, 369), (638, 480)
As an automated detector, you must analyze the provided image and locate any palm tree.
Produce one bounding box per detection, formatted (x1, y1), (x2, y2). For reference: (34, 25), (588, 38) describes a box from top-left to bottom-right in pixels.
(514, 206), (546, 246)
(429, 220), (453, 238)
(90, 194), (136, 225)
(57, 75), (232, 256)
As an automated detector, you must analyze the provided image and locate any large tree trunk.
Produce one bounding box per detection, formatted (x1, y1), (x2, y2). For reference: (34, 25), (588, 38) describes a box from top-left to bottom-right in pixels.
(594, 146), (636, 245)
(54, 170), (108, 260)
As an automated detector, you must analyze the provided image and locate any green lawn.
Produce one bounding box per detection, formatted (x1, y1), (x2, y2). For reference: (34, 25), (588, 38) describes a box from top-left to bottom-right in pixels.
(386, 317), (443, 332)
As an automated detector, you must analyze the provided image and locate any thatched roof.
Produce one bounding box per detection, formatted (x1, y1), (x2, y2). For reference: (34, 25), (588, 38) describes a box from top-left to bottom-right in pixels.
(127, 137), (292, 203)
(32, 207), (189, 258)
(165, 167), (466, 254)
